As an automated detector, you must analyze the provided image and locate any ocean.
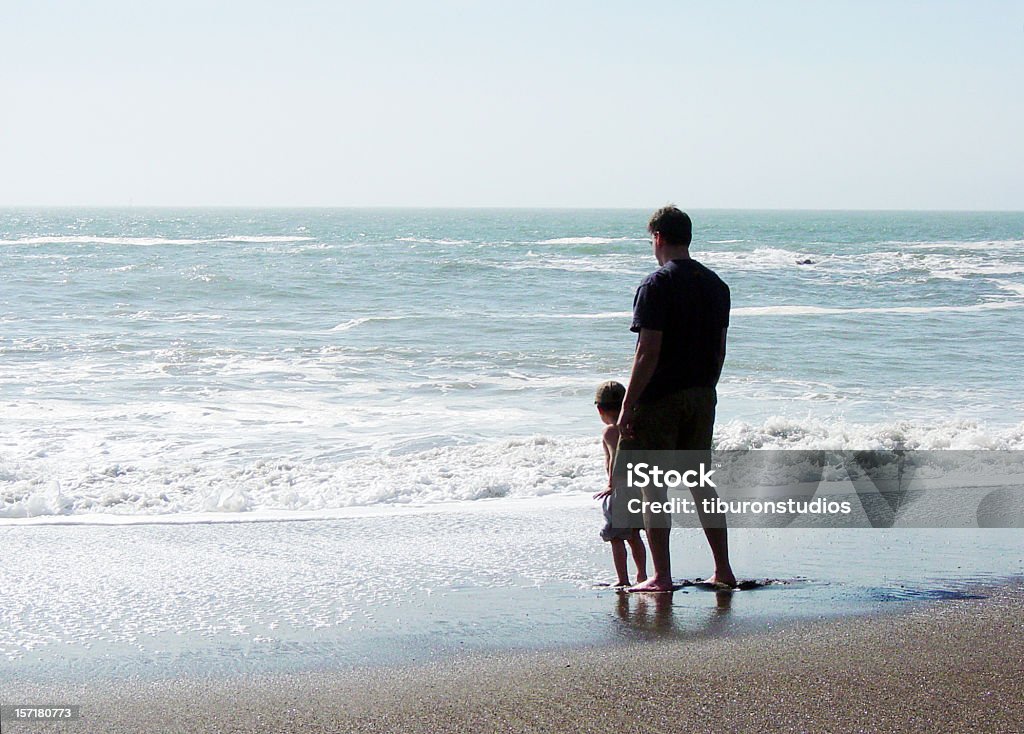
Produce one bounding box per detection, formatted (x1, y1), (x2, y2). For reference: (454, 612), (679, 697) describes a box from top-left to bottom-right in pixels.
(2, 208), (1022, 519)
(2, 208), (1023, 681)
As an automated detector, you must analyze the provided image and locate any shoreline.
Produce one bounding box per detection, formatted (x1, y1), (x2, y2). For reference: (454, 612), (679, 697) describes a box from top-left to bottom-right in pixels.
(3, 506), (1023, 687)
(3, 581), (1022, 733)
(6, 511), (1022, 687)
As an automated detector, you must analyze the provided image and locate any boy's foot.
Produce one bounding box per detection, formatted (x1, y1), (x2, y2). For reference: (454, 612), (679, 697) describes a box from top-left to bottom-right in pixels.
(614, 580), (631, 588)
(627, 577), (673, 593)
(702, 572), (737, 589)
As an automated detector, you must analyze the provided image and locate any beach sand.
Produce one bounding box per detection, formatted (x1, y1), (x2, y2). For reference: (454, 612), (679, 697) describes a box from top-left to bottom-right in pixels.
(3, 582), (1022, 734)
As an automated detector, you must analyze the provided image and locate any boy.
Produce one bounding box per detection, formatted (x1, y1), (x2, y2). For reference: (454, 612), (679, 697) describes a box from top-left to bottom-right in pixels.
(593, 380), (648, 587)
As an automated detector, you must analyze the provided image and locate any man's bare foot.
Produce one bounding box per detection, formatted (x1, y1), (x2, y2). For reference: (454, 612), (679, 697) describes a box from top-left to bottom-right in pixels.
(628, 577), (673, 593)
(703, 572), (737, 588)
(614, 579), (631, 588)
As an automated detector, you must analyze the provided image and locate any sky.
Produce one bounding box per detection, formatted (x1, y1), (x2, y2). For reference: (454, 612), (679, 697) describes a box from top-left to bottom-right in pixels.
(1, 1), (1022, 209)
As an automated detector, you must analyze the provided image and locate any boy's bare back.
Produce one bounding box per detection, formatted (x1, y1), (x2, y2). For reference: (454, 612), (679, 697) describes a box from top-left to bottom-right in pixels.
(601, 424), (620, 479)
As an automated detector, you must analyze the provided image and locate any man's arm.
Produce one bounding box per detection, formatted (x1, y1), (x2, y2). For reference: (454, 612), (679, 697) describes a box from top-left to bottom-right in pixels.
(617, 328), (662, 437)
(713, 326), (728, 385)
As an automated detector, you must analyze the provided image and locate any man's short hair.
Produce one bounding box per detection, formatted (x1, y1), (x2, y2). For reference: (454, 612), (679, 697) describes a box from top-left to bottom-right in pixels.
(594, 380), (626, 410)
(647, 205), (692, 247)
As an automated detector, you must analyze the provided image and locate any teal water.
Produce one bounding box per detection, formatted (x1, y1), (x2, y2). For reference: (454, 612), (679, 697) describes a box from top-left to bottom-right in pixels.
(2, 209), (1023, 683)
(1, 208), (1023, 517)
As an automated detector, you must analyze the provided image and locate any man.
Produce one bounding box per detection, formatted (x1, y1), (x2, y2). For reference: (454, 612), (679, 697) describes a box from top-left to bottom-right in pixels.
(616, 205), (736, 592)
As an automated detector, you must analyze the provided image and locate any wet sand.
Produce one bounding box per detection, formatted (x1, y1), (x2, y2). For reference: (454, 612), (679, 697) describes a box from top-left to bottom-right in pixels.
(3, 582), (1022, 734)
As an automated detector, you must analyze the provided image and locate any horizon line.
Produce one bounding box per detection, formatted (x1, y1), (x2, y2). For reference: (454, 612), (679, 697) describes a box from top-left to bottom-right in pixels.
(1, 204), (1023, 214)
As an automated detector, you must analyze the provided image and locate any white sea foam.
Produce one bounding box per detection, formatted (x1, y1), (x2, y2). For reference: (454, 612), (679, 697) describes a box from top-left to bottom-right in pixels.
(0, 235), (314, 246)
(500, 254), (642, 274)
(885, 239), (1024, 251)
(697, 247), (1024, 282)
(3, 420), (1022, 524)
(534, 236), (641, 245)
(219, 236), (315, 243)
(714, 417), (1024, 451)
(0, 436), (603, 522)
(513, 311), (631, 320)
(994, 280), (1024, 298)
(330, 316), (407, 331)
(823, 251), (1024, 281)
(703, 247), (815, 270)
(119, 311), (225, 322)
(335, 308), (631, 322)
(396, 237), (473, 245)
(732, 301), (1021, 317)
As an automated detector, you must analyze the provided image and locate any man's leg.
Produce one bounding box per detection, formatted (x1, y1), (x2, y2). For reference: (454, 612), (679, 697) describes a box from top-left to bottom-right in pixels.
(701, 526), (735, 587)
(630, 526), (671, 591)
(683, 388), (736, 588)
(627, 483), (672, 592)
(623, 396), (679, 593)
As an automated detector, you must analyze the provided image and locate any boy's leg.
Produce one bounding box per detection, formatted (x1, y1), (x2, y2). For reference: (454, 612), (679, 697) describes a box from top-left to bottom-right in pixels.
(610, 538), (629, 586)
(626, 531), (647, 583)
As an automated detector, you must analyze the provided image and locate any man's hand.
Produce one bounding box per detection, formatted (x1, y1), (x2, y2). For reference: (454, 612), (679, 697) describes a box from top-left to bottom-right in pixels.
(616, 402), (637, 440)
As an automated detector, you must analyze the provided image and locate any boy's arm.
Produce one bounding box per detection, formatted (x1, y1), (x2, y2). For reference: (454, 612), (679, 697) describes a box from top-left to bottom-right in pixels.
(593, 425), (619, 499)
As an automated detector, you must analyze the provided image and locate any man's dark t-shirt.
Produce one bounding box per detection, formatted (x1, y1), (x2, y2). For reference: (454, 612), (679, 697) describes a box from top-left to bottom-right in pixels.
(630, 258), (730, 403)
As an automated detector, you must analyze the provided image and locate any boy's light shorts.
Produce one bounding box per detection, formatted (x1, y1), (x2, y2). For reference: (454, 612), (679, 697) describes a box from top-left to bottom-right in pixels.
(600, 494), (636, 541)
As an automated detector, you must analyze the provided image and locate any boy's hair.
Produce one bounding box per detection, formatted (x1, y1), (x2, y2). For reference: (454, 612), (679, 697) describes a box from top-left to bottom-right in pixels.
(647, 205), (692, 247)
(594, 380), (626, 411)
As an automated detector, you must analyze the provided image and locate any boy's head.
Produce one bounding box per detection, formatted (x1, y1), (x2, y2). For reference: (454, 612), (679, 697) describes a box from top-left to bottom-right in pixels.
(594, 380), (626, 424)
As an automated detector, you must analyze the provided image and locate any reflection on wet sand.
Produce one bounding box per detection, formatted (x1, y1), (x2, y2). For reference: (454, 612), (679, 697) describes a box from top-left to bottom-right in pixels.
(612, 588), (735, 641)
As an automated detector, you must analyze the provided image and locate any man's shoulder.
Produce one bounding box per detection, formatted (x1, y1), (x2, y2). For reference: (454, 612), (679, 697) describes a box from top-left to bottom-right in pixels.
(636, 260), (730, 301)
(682, 259), (729, 292)
(637, 268), (665, 288)
(675, 257), (720, 276)
(657, 259), (727, 286)
(638, 263), (676, 290)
